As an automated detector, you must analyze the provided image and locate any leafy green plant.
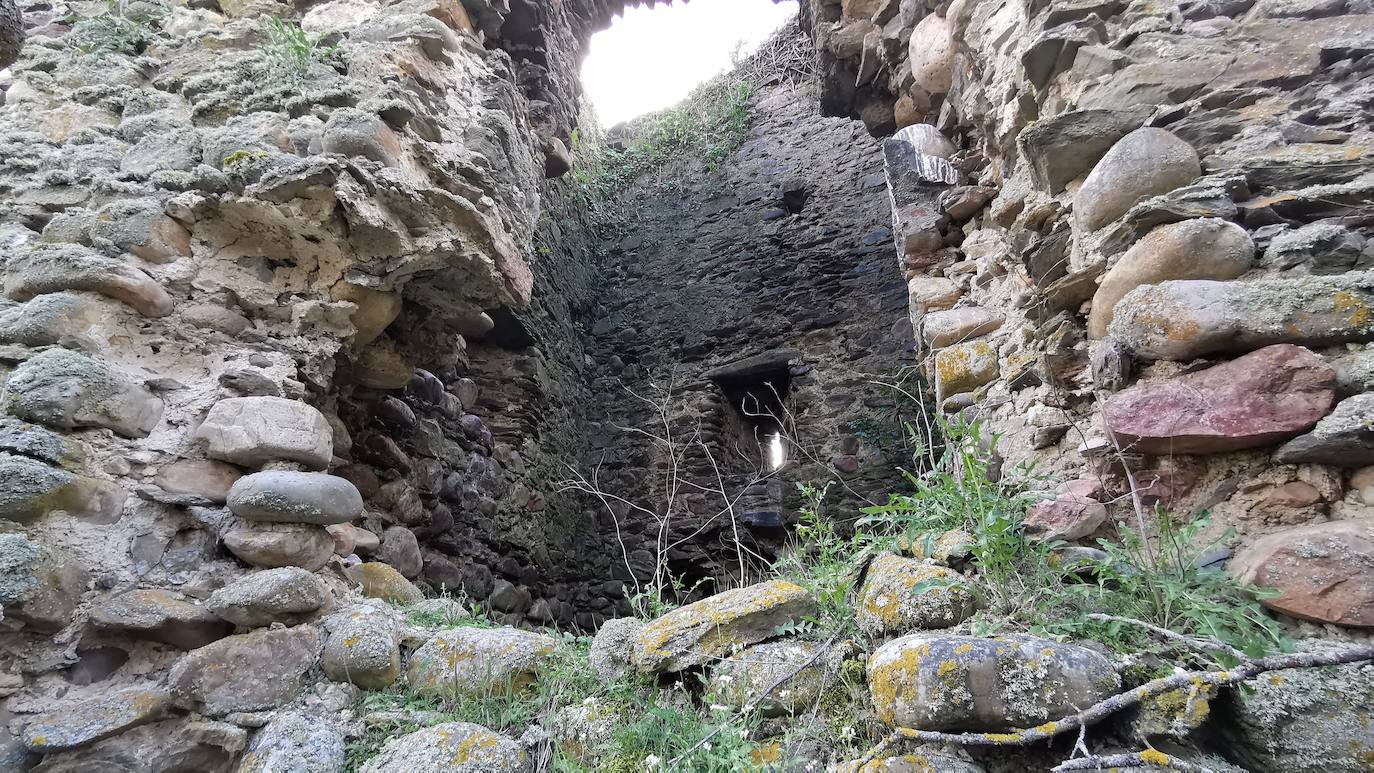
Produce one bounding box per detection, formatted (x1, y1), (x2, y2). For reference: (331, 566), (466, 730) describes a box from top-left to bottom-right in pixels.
(258, 16), (338, 83)
(68, 0), (163, 56)
(859, 416), (1047, 618)
(772, 481), (870, 632)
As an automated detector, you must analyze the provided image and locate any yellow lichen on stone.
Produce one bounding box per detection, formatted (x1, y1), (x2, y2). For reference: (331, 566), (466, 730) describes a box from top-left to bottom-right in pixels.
(1139, 748), (1171, 765)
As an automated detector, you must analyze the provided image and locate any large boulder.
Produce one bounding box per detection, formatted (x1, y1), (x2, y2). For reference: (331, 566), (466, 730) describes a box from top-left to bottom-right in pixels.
(588, 617), (643, 683)
(206, 567), (330, 628)
(223, 522), (335, 571)
(21, 685), (170, 753)
(632, 580), (817, 673)
(1088, 218), (1254, 338)
(407, 626), (559, 695)
(226, 471), (363, 525)
(3, 349), (163, 438)
(322, 603), (402, 690)
(408, 626), (559, 695)
(706, 639), (835, 716)
(3, 243), (173, 317)
(1220, 657), (1374, 772)
(855, 554), (976, 636)
(1102, 345), (1335, 454)
(1274, 393), (1374, 467)
(1231, 521), (1374, 628)
(194, 397), (333, 470)
(1075, 128), (1201, 233)
(237, 712), (346, 773)
(89, 588), (232, 649)
(869, 634), (1119, 729)
(167, 626), (322, 715)
(1109, 273), (1374, 361)
(360, 722), (528, 773)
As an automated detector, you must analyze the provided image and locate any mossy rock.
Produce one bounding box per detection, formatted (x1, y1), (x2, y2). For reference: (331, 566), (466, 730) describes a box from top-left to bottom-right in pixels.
(856, 553), (976, 636)
(868, 634), (1119, 731)
(631, 580), (817, 673)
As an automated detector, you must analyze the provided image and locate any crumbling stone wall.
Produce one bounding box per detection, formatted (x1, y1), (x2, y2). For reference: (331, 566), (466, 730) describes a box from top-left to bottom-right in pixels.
(803, 0), (1374, 636)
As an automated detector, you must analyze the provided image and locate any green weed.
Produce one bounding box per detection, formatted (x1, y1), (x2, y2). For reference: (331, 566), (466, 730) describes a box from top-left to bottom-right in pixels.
(258, 16), (338, 83)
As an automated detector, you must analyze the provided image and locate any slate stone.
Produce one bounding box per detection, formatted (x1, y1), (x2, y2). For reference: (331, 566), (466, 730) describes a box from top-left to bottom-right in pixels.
(1275, 393), (1374, 467)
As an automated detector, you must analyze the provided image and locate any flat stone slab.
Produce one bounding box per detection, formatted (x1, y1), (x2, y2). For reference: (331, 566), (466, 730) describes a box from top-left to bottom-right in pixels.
(22, 685), (170, 752)
(1109, 272), (1374, 361)
(632, 580), (817, 673)
(1103, 344), (1335, 454)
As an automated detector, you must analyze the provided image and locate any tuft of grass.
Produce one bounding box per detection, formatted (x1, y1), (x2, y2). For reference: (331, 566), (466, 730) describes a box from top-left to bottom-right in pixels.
(861, 416), (1287, 667)
(257, 16), (338, 84)
(771, 481), (871, 635)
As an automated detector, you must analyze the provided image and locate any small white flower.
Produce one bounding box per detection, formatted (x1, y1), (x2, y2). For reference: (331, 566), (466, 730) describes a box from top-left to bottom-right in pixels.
(644, 754), (662, 770)
(709, 703), (729, 713)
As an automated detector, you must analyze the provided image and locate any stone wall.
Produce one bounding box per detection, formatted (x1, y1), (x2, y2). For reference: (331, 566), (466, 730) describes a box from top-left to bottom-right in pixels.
(577, 73), (917, 608)
(803, 0), (1374, 626)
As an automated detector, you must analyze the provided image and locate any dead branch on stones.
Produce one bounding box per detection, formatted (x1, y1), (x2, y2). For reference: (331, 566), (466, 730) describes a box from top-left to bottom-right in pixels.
(1084, 613), (1248, 662)
(557, 378), (783, 608)
(858, 644), (1374, 763)
(1053, 751), (1216, 772)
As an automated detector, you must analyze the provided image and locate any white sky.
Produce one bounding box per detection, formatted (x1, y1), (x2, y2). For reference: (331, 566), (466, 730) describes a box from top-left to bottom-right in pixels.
(581, 0), (800, 127)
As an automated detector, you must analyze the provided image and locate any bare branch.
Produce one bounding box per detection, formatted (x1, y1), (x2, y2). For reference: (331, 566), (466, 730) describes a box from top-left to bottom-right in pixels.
(858, 645), (1374, 763)
(1053, 751), (1216, 772)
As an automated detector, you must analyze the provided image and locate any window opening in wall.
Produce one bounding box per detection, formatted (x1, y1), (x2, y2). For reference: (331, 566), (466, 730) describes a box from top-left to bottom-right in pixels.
(705, 349), (797, 478)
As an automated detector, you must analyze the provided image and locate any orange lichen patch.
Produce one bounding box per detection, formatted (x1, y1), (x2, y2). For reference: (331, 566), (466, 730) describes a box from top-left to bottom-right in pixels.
(452, 731), (500, 765)
(1334, 290), (1372, 328)
(750, 741), (782, 766)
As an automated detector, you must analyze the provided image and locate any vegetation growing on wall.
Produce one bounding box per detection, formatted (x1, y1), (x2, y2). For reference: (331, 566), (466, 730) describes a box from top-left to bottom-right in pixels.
(571, 23), (818, 237)
(257, 16), (339, 83)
